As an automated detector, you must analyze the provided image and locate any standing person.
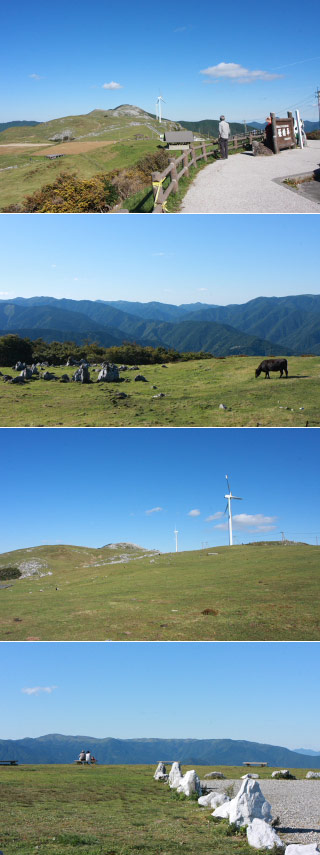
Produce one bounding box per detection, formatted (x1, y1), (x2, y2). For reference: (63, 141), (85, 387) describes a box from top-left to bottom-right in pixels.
(85, 750), (91, 764)
(218, 115), (230, 159)
(79, 750), (86, 763)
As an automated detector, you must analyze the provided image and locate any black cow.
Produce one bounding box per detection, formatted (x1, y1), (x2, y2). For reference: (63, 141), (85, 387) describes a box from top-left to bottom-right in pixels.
(255, 358), (288, 379)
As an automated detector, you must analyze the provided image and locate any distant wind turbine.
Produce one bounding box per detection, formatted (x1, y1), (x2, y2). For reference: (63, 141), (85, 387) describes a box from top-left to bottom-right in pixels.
(156, 94), (166, 124)
(174, 526), (179, 553)
(224, 475), (242, 546)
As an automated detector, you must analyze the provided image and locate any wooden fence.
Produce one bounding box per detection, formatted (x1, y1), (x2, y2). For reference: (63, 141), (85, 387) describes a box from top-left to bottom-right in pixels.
(151, 132), (264, 212)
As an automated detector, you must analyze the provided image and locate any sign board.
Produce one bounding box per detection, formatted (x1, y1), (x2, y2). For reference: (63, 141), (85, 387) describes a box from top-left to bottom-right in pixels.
(270, 113), (295, 153)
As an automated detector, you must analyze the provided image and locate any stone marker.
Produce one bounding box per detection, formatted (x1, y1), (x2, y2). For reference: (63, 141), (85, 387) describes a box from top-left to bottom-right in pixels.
(177, 770), (201, 797)
(169, 761), (183, 789)
(247, 818), (283, 849)
(154, 762), (168, 781)
(213, 778), (272, 826)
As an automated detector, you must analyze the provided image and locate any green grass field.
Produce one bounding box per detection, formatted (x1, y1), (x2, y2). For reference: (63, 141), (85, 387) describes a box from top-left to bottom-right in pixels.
(0, 763), (309, 855)
(0, 542), (319, 640)
(1, 356), (319, 426)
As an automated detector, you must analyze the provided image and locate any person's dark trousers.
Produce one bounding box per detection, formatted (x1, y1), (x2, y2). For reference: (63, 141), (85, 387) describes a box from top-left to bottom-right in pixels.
(219, 138), (228, 159)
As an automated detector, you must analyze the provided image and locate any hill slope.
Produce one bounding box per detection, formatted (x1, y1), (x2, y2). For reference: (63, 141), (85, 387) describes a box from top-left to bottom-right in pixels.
(0, 733), (319, 767)
(0, 542), (318, 641)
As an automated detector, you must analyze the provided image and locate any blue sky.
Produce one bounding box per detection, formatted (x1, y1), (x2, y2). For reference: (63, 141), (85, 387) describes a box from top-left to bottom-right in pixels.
(1, 428), (319, 554)
(0, 215), (318, 305)
(0, 641), (319, 749)
(1, 0), (319, 123)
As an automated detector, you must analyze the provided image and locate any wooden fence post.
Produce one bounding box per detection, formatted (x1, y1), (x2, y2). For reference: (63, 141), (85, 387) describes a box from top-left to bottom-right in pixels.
(234, 136), (238, 150)
(270, 112), (279, 154)
(169, 159), (178, 193)
(151, 170), (164, 212)
(202, 142), (207, 161)
(249, 133), (252, 145)
(183, 151), (189, 177)
(190, 145), (197, 168)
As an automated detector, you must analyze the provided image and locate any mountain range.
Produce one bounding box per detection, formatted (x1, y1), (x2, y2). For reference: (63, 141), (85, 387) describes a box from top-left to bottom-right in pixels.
(1, 734), (320, 766)
(0, 295), (320, 355)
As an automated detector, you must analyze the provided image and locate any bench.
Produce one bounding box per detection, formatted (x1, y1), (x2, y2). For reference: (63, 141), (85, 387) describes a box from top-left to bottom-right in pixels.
(243, 762), (268, 767)
(0, 760), (18, 766)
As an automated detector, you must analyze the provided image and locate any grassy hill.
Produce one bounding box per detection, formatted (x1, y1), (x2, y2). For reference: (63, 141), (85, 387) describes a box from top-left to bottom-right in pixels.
(179, 119), (247, 136)
(0, 542), (319, 640)
(0, 120), (41, 133)
(0, 355), (319, 427)
(1, 734), (319, 767)
(1, 762), (309, 855)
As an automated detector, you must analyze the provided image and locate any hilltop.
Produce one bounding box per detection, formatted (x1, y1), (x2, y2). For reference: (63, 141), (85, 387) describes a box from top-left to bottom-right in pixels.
(0, 733), (319, 767)
(0, 542), (318, 640)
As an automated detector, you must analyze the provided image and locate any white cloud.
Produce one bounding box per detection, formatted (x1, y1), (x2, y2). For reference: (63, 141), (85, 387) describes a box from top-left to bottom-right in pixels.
(21, 686), (58, 696)
(0, 291), (12, 297)
(188, 509), (201, 517)
(215, 513), (277, 532)
(205, 512), (224, 522)
(102, 81), (123, 90)
(200, 62), (282, 84)
(29, 73), (43, 80)
(145, 506), (163, 515)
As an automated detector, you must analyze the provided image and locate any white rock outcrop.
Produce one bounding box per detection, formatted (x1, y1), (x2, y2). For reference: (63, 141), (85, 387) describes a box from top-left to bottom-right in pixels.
(198, 792), (230, 809)
(306, 771), (320, 779)
(247, 818), (283, 849)
(213, 778), (272, 826)
(285, 846), (320, 855)
(154, 762), (167, 781)
(177, 770), (201, 797)
(241, 774), (260, 779)
(204, 771), (225, 779)
(169, 761), (183, 789)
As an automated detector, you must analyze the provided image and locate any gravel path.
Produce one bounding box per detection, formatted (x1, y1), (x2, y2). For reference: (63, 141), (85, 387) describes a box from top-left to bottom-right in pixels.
(181, 141), (320, 213)
(204, 779), (320, 845)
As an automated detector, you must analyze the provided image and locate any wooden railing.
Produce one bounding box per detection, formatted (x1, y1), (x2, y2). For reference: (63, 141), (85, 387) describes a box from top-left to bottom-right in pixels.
(151, 133), (264, 212)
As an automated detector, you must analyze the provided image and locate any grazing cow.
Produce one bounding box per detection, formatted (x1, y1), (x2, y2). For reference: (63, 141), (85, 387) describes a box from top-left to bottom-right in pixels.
(255, 358), (288, 379)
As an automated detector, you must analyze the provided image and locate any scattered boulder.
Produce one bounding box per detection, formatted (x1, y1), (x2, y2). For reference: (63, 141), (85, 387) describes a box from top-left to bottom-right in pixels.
(134, 374), (148, 382)
(153, 393), (165, 398)
(219, 403), (228, 410)
(2, 374), (12, 381)
(72, 365), (90, 384)
(198, 792), (230, 809)
(169, 761), (183, 789)
(60, 374), (70, 383)
(21, 367), (33, 379)
(42, 371), (57, 381)
(128, 365), (140, 370)
(242, 774), (260, 779)
(204, 771), (225, 779)
(118, 365), (128, 371)
(177, 770), (201, 797)
(116, 392), (127, 399)
(252, 141), (274, 156)
(271, 770), (296, 780)
(11, 376), (25, 384)
(97, 363), (120, 382)
(285, 846), (320, 855)
(48, 129), (74, 141)
(213, 778), (272, 827)
(154, 762), (168, 781)
(31, 364), (39, 375)
(247, 818), (283, 850)
(15, 361), (26, 371)
(306, 771), (320, 779)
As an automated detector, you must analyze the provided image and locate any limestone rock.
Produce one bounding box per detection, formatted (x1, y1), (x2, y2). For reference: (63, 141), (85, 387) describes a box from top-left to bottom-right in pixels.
(11, 376), (25, 384)
(154, 762), (168, 781)
(134, 374), (147, 382)
(271, 770), (296, 780)
(177, 770), (201, 797)
(247, 818), (283, 849)
(252, 140), (274, 156)
(60, 374), (70, 383)
(97, 363), (120, 382)
(169, 761), (182, 789)
(242, 774), (260, 779)
(213, 778), (272, 827)
(42, 371), (57, 381)
(219, 403), (228, 410)
(204, 771), (225, 779)
(31, 364), (39, 375)
(198, 792), (229, 809)
(21, 367), (33, 379)
(72, 365), (90, 383)
(285, 846), (320, 855)
(15, 361), (26, 371)
(48, 129), (74, 141)
(306, 771), (320, 779)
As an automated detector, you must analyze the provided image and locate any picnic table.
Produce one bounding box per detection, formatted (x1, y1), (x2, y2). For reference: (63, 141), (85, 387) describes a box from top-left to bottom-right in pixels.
(0, 760), (18, 766)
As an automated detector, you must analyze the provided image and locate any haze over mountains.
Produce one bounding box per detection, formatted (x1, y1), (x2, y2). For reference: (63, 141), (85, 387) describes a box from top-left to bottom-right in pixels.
(1, 295), (320, 356)
(1, 734), (320, 766)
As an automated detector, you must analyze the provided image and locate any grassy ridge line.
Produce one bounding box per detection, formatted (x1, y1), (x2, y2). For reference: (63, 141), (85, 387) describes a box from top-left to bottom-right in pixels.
(0, 763), (308, 855)
(0, 543), (319, 640)
(0, 356), (319, 427)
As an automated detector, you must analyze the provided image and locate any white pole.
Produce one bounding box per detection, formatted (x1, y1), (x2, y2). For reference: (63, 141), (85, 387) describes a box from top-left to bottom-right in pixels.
(228, 497), (233, 546)
(159, 99), (162, 124)
(174, 528), (178, 552)
(295, 109), (303, 148)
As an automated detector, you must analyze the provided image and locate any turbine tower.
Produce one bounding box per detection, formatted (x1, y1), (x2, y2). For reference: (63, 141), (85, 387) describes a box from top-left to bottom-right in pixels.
(174, 526), (179, 553)
(156, 94), (166, 124)
(224, 475), (242, 546)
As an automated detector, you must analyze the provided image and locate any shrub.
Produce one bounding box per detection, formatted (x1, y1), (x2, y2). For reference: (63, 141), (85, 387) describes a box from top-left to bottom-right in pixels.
(0, 334), (33, 367)
(0, 566), (21, 580)
(21, 172), (119, 213)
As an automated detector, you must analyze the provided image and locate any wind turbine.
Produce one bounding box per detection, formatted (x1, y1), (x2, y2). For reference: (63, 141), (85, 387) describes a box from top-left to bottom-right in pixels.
(156, 94), (166, 124)
(224, 475), (242, 546)
(174, 526), (179, 553)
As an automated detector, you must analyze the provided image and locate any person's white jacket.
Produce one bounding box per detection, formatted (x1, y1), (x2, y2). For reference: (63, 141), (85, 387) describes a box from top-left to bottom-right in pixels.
(219, 120), (230, 139)
(86, 752), (91, 763)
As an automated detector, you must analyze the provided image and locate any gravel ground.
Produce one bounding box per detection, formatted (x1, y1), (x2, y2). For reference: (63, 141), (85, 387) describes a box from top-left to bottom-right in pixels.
(180, 140), (320, 212)
(202, 779), (320, 845)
